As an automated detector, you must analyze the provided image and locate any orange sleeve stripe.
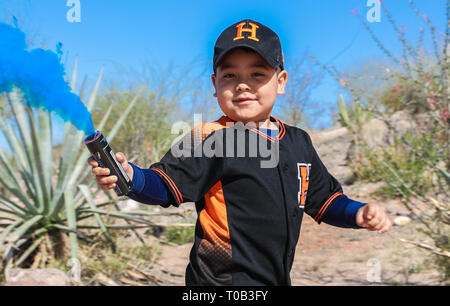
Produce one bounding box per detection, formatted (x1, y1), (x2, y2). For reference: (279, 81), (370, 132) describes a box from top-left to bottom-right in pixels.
(150, 167), (184, 204)
(314, 192), (344, 222)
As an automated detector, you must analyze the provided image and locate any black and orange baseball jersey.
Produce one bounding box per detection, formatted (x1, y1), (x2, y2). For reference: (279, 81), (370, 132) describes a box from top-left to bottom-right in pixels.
(148, 115), (344, 286)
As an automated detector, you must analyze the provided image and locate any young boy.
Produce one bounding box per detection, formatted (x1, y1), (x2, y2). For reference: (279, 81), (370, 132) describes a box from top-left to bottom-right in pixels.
(87, 19), (391, 286)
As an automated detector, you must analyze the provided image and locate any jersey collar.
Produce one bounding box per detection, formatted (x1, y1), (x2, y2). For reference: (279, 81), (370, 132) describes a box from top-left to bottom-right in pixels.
(219, 115), (286, 142)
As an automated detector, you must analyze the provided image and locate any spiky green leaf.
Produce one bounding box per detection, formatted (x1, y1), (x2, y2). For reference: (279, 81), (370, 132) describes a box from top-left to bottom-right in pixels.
(64, 190), (77, 262)
(78, 184), (115, 252)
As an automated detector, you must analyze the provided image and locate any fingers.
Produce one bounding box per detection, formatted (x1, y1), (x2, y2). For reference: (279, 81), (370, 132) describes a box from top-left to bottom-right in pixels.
(87, 156), (98, 167)
(87, 156), (107, 176)
(92, 166), (110, 176)
(356, 205), (375, 228)
(95, 174), (118, 191)
(87, 155), (117, 191)
(367, 214), (385, 231)
(116, 152), (133, 180)
(357, 204), (392, 234)
(366, 206), (391, 233)
(366, 209), (383, 229)
(97, 175), (118, 185)
(116, 152), (130, 171)
(87, 153), (130, 190)
(377, 217), (392, 234)
(363, 204), (378, 224)
(101, 182), (117, 191)
(116, 152), (127, 164)
(355, 207), (365, 227)
(116, 152), (124, 161)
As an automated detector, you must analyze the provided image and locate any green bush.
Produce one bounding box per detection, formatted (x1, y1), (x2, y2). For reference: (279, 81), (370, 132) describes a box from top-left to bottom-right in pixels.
(162, 226), (194, 246)
(91, 88), (178, 165)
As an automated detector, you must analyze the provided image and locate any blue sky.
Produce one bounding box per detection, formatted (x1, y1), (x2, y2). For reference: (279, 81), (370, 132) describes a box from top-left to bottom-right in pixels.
(0, 0), (447, 132)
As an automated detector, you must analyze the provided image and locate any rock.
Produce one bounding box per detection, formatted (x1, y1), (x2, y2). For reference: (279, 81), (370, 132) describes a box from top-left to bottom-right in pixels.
(5, 268), (71, 286)
(312, 127), (354, 184)
(310, 127), (349, 144)
(393, 216), (412, 226)
(395, 210), (413, 217)
(360, 117), (388, 148)
(391, 110), (414, 134)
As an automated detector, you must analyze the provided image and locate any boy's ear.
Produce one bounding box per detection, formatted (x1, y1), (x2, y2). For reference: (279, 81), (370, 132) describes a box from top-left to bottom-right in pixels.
(211, 73), (217, 97)
(277, 70), (288, 95)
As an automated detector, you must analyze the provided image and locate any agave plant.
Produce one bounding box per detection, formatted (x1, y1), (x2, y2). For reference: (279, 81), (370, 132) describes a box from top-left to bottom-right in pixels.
(0, 60), (160, 272)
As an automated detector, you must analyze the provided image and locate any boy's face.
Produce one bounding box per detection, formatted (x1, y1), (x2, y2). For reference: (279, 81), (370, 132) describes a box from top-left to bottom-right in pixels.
(211, 48), (288, 124)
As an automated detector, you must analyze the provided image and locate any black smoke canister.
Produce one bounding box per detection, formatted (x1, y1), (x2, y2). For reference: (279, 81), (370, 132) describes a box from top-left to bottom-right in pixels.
(84, 130), (133, 196)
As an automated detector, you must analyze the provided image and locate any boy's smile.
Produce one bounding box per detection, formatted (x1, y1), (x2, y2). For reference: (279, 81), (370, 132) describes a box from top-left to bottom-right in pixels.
(211, 48), (288, 127)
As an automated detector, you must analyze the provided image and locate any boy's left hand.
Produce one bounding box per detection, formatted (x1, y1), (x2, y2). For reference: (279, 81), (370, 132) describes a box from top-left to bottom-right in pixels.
(356, 203), (392, 233)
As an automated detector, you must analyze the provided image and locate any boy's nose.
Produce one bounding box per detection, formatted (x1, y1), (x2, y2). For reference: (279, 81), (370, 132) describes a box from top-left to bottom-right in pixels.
(236, 82), (250, 92)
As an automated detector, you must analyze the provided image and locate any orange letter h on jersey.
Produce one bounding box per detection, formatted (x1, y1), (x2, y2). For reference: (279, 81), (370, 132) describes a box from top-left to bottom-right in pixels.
(297, 163), (311, 208)
(233, 22), (260, 42)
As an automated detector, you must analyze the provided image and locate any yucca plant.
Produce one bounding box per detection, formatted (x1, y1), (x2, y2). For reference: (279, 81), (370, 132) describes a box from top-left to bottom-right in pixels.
(0, 60), (162, 274)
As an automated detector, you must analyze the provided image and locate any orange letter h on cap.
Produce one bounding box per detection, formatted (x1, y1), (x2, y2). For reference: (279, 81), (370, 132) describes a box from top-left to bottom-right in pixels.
(233, 22), (260, 42)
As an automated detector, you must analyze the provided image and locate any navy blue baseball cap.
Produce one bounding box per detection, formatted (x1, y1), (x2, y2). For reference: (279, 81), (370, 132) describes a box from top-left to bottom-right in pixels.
(213, 19), (284, 73)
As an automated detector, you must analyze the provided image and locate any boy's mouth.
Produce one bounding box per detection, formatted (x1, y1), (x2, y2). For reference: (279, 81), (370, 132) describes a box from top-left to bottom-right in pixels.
(233, 96), (257, 104)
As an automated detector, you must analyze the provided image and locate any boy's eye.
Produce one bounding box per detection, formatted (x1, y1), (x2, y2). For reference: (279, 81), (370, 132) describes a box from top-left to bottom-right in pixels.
(252, 72), (265, 77)
(223, 73), (235, 79)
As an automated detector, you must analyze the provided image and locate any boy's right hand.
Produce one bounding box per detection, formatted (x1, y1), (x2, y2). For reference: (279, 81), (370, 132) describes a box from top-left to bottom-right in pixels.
(87, 152), (134, 191)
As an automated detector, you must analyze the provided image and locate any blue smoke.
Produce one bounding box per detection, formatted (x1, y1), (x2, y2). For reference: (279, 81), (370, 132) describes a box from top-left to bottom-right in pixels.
(0, 22), (95, 136)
